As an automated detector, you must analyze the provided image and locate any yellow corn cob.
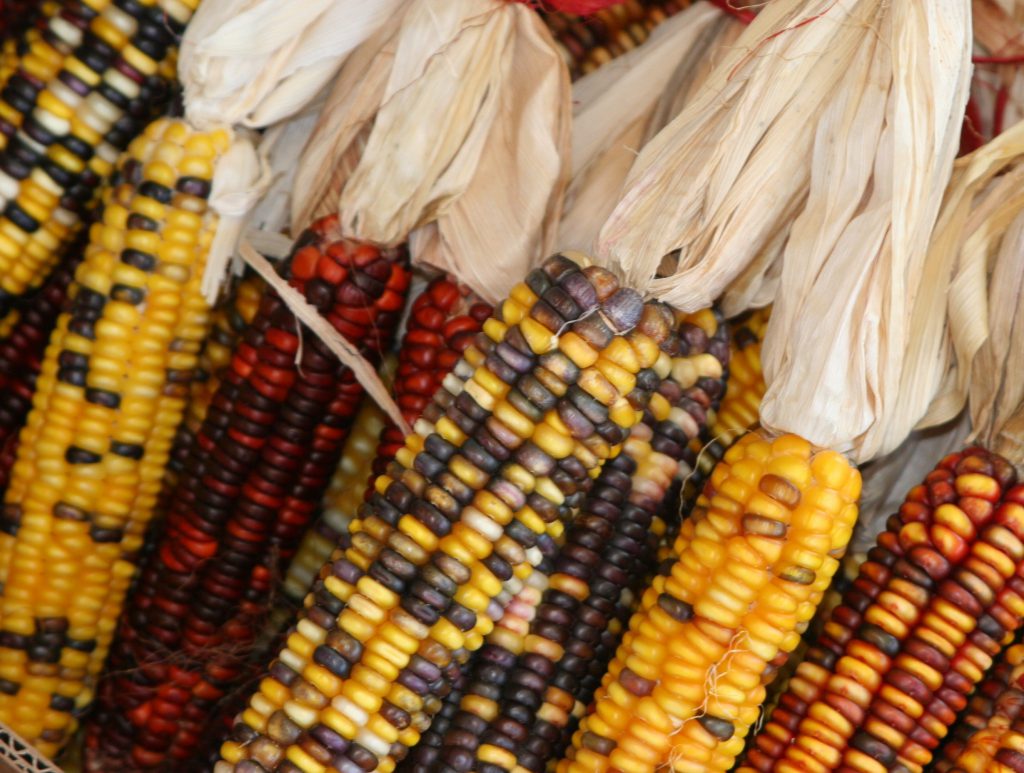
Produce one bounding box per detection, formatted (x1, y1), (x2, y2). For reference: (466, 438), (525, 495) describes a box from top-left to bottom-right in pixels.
(0, 0), (198, 312)
(557, 432), (861, 773)
(0, 117), (229, 756)
(709, 306), (769, 442)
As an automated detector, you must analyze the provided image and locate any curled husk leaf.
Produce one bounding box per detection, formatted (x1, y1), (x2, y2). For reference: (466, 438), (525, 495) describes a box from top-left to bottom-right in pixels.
(558, 3), (734, 252)
(291, 0), (571, 304)
(598, 0), (972, 463)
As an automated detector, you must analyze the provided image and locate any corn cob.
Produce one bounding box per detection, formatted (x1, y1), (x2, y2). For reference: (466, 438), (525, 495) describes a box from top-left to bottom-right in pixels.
(739, 448), (1019, 773)
(375, 276), (492, 480)
(0, 0), (193, 312)
(0, 116), (227, 756)
(216, 254), (703, 773)
(933, 642), (1024, 772)
(87, 218), (411, 770)
(282, 393), (392, 611)
(556, 432), (860, 773)
(709, 307), (767, 443)
(0, 248), (78, 491)
(406, 323), (729, 773)
(543, 0), (689, 80)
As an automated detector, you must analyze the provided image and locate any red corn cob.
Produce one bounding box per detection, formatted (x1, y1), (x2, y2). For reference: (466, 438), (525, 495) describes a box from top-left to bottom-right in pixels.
(739, 448), (1020, 773)
(85, 215), (411, 771)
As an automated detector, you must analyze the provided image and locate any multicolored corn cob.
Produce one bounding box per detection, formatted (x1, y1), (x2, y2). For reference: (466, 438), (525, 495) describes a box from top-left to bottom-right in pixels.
(933, 642), (1024, 772)
(86, 218), (411, 770)
(0, 116), (228, 757)
(0, 0), (193, 313)
(740, 447), (1020, 773)
(402, 317), (729, 772)
(215, 254), (699, 772)
(0, 0), (42, 43)
(543, 0), (689, 79)
(558, 431), (861, 773)
(0, 247), (78, 491)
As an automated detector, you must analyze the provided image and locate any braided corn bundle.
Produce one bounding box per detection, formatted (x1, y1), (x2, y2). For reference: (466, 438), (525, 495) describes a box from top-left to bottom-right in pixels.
(87, 217), (411, 770)
(216, 254), (706, 772)
(406, 321), (728, 773)
(934, 643), (1024, 773)
(0, 116), (227, 756)
(739, 448), (1019, 773)
(0, 249), (77, 490)
(557, 432), (860, 773)
(0, 0), (196, 312)
(544, 0), (688, 79)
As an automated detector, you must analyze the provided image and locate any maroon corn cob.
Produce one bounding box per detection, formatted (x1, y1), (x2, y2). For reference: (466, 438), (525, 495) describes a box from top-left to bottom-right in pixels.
(84, 215), (412, 771)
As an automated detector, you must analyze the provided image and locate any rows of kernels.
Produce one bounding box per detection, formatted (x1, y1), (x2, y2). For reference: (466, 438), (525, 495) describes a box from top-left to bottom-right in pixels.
(217, 255), (674, 771)
(710, 309), (769, 443)
(0, 247), (79, 491)
(0, 117), (224, 757)
(415, 313), (729, 773)
(543, 0), (688, 79)
(0, 0), (194, 310)
(374, 275), (491, 479)
(935, 643), (1024, 772)
(841, 484), (1024, 772)
(738, 448), (1015, 773)
(290, 269), (666, 772)
(0, 0), (42, 39)
(283, 394), (391, 607)
(86, 219), (411, 770)
(558, 432), (861, 773)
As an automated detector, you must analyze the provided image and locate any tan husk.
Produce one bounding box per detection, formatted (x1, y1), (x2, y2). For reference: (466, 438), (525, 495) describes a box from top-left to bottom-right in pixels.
(179, 0), (403, 130)
(558, 3), (733, 253)
(176, 0), (399, 302)
(594, 0), (972, 463)
(290, 0), (571, 304)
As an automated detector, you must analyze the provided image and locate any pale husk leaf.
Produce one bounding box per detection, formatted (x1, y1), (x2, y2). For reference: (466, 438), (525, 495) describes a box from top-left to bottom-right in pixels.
(558, 3), (730, 253)
(761, 0), (972, 463)
(290, 0), (570, 303)
(179, 0), (404, 130)
(596, 0), (871, 307)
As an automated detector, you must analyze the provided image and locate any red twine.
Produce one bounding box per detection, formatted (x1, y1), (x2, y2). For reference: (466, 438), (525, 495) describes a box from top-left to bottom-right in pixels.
(705, 0), (756, 24)
(513, 0), (623, 14)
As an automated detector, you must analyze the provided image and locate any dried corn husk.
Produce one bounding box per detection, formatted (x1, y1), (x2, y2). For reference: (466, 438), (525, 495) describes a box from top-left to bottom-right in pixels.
(179, 0), (404, 129)
(177, 0), (403, 302)
(558, 3), (733, 252)
(291, 0), (571, 304)
(596, 0), (971, 463)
